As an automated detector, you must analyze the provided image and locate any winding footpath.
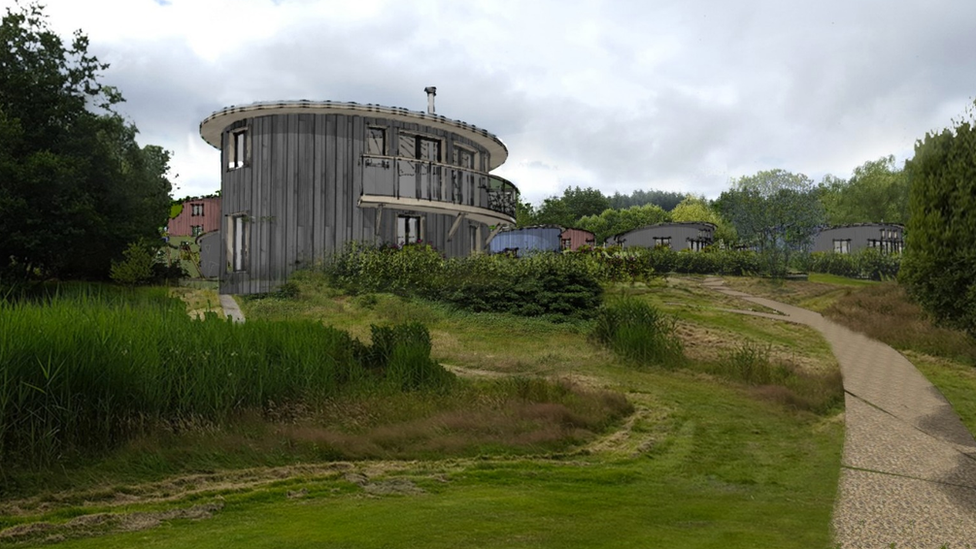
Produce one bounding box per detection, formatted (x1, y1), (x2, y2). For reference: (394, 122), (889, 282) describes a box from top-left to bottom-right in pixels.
(702, 278), (976, 548)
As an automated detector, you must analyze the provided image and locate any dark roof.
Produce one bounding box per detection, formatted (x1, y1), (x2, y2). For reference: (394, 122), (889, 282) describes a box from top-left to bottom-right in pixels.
(609, 221), (717, 240)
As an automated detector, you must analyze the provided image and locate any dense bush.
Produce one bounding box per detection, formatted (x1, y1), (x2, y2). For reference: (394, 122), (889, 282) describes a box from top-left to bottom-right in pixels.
(0, 286), (451, 467)
(591, 298), (683, 366)
(794, 249), (900, 280)
(901, 109), (976, 337)
(323, 244), (603, 319)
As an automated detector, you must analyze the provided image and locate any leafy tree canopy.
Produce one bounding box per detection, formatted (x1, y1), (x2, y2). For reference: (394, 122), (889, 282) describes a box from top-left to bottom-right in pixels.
(819, 156), (909, 225)
(716, 169), (825, 274)
(609, 189), (685, 211)
(0, 1), (171, 280)
(901, 104), (976, 337)
(577, 203), (671, 244)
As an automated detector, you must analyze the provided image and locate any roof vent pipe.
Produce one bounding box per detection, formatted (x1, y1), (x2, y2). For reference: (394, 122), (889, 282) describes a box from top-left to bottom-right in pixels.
(424, 86), (437, 114)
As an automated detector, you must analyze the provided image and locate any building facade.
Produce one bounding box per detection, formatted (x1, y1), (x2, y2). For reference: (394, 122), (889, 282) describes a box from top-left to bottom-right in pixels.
(167, 196), (221, 237)
(560, 228), (597, 251)
(199, 98), (519, 294)
(608, 222), (715, 251)
(813, 224), (905, 254)
(487, 226), (562, 256)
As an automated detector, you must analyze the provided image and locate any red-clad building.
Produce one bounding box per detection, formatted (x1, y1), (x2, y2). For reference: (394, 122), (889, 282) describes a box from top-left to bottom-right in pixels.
(167, 196), (221, 237)
(559, 228), (597, 251)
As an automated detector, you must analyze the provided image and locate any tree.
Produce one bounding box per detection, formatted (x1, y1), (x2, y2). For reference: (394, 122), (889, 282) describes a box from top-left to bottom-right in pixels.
(819, 156), (909, 225)
(515, 196), (537, 227)
(533, 186), (610, 227)
(901, 106), (976, 337)
(0, 2), (171, 280)
(609, 189), (685, 211)
(670, 195), (738, 247)
(717, 170), (825, 275)
(577, 203), (671, 244)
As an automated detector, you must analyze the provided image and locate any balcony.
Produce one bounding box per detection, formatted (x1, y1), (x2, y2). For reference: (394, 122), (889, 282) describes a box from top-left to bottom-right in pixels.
(359, 154), (518, 225)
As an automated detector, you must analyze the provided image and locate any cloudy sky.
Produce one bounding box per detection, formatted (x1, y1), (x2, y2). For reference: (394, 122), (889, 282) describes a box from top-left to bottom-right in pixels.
(19, 0), (976, 205)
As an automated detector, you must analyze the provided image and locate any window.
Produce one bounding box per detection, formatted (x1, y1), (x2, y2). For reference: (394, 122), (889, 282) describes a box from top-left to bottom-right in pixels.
(833, 239), (851, 254)
(227, 128), (248, 170)
(397, 215), (421, 245)
(191, 225), (203, 237)
(417, 136), (440, 162)
(561, 238), (572, 250)
(367, 127), (386, 155)
(470, 225), (479, 253)
(653, 237), (671, 248)
(228, 215), (248, 272)
(191, 203), (204, 216)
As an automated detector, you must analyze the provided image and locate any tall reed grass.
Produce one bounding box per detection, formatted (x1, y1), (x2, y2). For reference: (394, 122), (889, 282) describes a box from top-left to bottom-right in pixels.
(591, 298), (684, 366)
(0, 285), (451, 469)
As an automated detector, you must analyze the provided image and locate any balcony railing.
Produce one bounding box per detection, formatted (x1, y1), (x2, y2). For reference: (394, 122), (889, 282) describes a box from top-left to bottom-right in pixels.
(360, 154), (518, 222)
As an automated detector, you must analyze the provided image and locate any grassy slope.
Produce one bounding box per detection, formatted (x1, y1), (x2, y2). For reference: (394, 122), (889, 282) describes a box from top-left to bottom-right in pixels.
(6, 274), (845, 548)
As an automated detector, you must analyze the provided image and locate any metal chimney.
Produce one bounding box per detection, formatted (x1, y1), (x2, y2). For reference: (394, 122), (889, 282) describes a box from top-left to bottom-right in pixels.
(424, 86), (437, 114)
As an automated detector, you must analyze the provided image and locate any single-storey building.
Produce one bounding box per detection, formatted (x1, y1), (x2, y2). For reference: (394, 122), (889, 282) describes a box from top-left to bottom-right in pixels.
(607, 222), (715, 251)
(813, 223), (904, 254)
(199, 90), (519, 294)
(560, 228), (597, 251)
(488, 225), (562, 256)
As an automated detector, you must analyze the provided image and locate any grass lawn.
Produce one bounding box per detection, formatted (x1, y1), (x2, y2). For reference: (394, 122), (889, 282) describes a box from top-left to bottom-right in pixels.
(1, 273), (845, 548)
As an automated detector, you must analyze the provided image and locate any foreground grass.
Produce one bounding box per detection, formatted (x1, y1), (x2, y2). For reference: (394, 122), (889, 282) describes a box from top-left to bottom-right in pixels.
(1, 273), (845, 547)
(9, 372), (842, 549)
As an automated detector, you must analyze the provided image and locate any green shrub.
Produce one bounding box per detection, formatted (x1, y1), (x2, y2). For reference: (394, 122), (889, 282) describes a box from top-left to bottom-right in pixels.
(321, 244), (604, 319)
(800, 250), (900, 281)
(591, 298), (683, 366)
(110, 242), (156, 285)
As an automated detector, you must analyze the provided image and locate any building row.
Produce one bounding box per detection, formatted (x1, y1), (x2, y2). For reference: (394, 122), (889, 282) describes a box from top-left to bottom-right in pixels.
(191, 92), (905, 295)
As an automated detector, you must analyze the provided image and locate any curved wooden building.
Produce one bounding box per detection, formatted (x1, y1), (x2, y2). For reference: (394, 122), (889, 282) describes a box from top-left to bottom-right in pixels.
(199, 98), (519, 294)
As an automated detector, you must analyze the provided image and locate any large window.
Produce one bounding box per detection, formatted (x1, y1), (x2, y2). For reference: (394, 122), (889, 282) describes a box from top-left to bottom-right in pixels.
(397, 215), (421, 245)
(833, 239), (851, 254)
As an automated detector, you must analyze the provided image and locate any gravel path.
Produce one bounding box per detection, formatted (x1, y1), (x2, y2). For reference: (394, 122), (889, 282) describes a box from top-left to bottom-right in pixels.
(702, 278), (976, 548)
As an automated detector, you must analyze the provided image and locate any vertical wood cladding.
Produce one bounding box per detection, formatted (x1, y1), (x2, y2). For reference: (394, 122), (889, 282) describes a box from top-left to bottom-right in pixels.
(219, 113), (492, 294)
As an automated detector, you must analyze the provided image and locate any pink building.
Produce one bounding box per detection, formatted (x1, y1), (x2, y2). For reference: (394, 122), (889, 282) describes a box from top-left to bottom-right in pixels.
(168, 196), (221, 237)
(560, 228), (597, 251)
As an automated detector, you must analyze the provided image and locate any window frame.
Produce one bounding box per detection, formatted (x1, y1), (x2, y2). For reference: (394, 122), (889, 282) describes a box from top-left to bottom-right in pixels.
(396, 214), (422, 246)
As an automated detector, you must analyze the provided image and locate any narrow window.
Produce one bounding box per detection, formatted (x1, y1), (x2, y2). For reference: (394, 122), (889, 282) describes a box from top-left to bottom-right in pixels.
(228, 128), (248, 170)
(367, 127), (386, 155)
(561, 238), (572, 250)
(469, 225), (478, 253)
(191, 225), (203, 237)
(233, 215), (248, 271)
(653, 237), (671, 248)
(833, 239), (850, 254)
(191, 203), (204, 216)
(397, 215), (421, 245)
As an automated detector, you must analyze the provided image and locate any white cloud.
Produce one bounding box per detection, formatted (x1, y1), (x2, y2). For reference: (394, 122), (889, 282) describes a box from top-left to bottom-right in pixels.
(17, 0), (976, 204)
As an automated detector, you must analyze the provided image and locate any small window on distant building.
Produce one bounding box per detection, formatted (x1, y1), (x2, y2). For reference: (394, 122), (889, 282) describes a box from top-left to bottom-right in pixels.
(833, 239), (851, 254)
(191, 225), (203, 237)
(397, 215), (421, 245)
(227, 127), (249, 170)
(191, 203), (204, 216)
(561, 238), (572, 250)
(653, 237), (671, 248)
(470, 225), (479, 253)
(367, 127), (386, 155)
